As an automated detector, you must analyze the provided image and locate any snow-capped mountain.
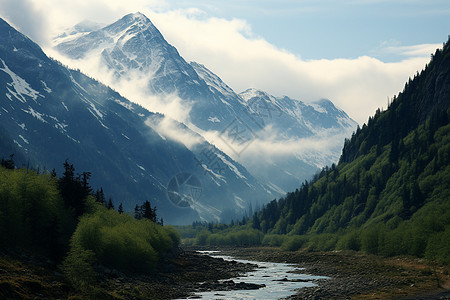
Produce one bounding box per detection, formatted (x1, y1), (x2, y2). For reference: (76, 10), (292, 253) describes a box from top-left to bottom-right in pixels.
(54, 12), (357, 193)
(239, 88), (356, 138)
(54, 12), (254, 132)
(0, 17), (275, 224)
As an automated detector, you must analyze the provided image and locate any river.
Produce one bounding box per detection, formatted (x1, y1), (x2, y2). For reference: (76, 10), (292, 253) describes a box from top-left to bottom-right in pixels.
(184, 250), (329, 300)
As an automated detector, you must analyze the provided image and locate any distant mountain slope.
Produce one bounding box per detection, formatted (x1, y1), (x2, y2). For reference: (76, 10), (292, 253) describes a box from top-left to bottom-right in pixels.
(251, 39), (450, 262)
(54, 12), (357, 192)
(0, 17), (275, 224)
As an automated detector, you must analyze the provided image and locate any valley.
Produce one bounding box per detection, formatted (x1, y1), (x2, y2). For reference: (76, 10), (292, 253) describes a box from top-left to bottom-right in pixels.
(0, 6), (449, 300)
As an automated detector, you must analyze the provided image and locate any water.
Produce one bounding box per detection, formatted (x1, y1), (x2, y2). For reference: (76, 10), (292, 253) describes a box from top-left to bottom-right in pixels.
(186, 250), (329, 300)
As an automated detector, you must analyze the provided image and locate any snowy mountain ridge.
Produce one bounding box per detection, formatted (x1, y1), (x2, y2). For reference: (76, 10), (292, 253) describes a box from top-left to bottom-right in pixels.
(0, 17), (276, 224)
(54, 12), (357, 195)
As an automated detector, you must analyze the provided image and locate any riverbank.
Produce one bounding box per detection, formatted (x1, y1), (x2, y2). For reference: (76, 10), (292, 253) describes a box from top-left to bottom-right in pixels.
(207, 246), (450, 299)
(1, 247), (449, 299)
(0, 249), (257, 299)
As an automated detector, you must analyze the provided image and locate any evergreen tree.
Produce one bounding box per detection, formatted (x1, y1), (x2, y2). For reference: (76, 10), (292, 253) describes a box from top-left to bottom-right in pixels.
(0, 154), (15, 169)
(252, 213), (261, 230)
(141, 200), (157, 222)
(118, 203), (124, 214)
(107, 198), (114, 210)
(134, 204), (142, 220)
(59, 160), (88, 218)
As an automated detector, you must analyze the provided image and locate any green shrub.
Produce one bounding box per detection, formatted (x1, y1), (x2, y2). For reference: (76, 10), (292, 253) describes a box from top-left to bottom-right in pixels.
(337, 231), (361, 251)
(281, 235), (307, 251)
(425, 226), (450, 264)
(308, 233), (339, 251)
(195, 230), (211, 245)
(60, 245), (96, 291)
(67, 207), (178, 272)
(262, 234), (285, 247)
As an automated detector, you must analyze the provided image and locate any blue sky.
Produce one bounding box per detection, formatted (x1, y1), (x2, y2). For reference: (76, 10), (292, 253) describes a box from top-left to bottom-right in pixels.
(163, 0), (450, 61)
(0, 0), (448, 123)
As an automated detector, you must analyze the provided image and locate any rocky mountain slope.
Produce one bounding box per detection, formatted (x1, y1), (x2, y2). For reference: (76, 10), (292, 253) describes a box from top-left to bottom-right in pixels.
(0, 17), (276, 224)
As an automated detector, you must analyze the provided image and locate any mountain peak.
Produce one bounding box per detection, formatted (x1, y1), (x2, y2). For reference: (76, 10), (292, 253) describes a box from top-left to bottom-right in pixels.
(240, 88), (269, 101)
(121, 12), (153, 26)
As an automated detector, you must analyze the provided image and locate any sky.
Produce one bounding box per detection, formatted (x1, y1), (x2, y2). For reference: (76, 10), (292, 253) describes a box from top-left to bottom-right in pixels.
(0, 0), (449, 124)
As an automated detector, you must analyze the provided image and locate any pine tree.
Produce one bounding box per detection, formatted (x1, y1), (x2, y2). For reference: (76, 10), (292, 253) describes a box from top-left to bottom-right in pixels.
(118, 203), (124, 214)
(252, 213), (261, 230)
(134, 204), (142, 220)
(141, 200), (157, 222)
(107, 198), (114, 210)
(0, 154), (15, 169)
(59, 160), (86, 217)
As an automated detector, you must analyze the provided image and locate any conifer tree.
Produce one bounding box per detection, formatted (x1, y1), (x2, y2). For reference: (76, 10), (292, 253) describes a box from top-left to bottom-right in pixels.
(107, 198), (114, 210)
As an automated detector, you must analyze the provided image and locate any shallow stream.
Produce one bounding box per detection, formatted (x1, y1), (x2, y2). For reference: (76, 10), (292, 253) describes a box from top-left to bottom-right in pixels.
(189, 250), (329, 300)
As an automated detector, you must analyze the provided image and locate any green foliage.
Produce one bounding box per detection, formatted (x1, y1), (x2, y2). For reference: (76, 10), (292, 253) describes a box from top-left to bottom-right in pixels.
(195, 229), (211, 245)
(194, 227), (262, 246)
(0, 167), (74, 258)
(262, 234), (285, 247)
(60, 245), (96, 291)
(425, 226), (450, 264)
(307, 234), (339, 251)
(0, 161), (178, 294)
(68, 206), (179, 272)
(280, 235), (307, 251)
(336, 231), (361, 251)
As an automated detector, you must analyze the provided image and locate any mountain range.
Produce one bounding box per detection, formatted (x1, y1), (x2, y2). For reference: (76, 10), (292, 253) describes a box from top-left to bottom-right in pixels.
(0, 17), (278, 224)
(53, 12), (357, 192)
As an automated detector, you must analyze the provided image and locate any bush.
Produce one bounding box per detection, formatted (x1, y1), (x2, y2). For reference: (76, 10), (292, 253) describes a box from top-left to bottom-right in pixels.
(281, 235), (307, 251)
(195, 230), (211, 245)
(361, 224), (385, 255)
(262, 234), (285, 247)
(60, 245), (96, 291)
(337, 231), (361, 251)
(308, 234), (339, 251)
(66, 207), (179, 273)
(425, 226), (450, 264)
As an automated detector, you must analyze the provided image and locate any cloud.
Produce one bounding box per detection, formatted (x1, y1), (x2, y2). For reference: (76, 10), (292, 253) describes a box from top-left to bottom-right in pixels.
(145, 115), (203, 149)
(375, 43), (441, 57)
(0, 0), (49, 45)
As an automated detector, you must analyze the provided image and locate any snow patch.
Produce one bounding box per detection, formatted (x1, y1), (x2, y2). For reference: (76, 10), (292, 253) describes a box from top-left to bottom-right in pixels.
(18, 135), (29, 144)
(41, 81), (52, 93)
(17, 123), (26, 130)
(22, 107), (47, 123)
(61, 102), (69, 111)
(0, 59), (43, 103)
(233, 195), (246, 209)
(310, 103), (327, 114)
(215, 153), (246, 180)
(89, 102), (104, 119)
(208, 116), (220, 123)
(137, 164), (146, 171)
(114, 99), (133, 110)
(13, 140), (22, 148)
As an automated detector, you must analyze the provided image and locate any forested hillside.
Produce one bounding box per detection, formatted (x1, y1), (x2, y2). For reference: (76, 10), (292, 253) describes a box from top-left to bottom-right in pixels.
(0, 161), (180, 293)
(192, 38), (450, 264)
